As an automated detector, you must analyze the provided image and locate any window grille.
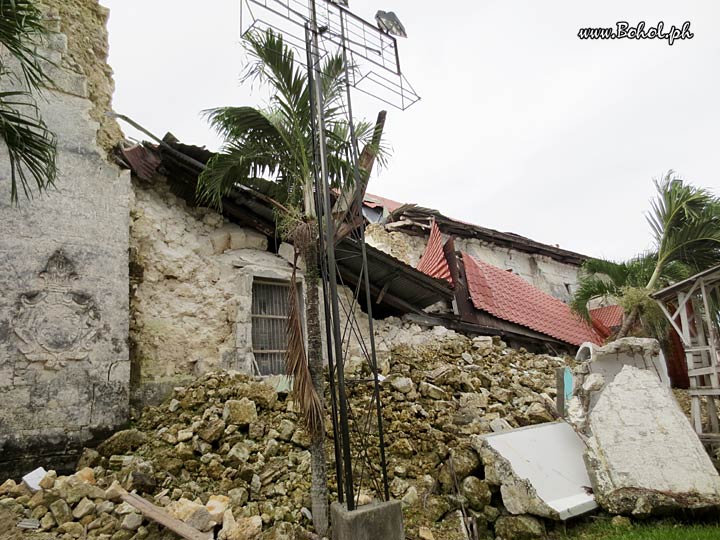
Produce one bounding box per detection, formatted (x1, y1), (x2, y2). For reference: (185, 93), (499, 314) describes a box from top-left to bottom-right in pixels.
(251, 280), (295, 375)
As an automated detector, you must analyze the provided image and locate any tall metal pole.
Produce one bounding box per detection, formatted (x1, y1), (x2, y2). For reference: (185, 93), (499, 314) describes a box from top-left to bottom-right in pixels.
(339, 13), (390, 502)
(308, 1), (356, 511)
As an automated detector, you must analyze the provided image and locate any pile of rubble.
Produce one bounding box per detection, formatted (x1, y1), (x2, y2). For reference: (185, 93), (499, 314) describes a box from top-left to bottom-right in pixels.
(0, 327), (573, 540)
(346, 328), (566, 539)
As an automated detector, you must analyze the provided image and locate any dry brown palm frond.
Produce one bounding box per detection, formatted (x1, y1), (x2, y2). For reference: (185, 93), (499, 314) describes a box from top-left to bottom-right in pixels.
(286, 222), (324, 436)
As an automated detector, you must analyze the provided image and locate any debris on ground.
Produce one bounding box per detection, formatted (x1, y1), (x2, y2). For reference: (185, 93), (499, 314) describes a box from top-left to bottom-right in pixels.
(1, 329), (717, 539)
(0, 327), (572, 539)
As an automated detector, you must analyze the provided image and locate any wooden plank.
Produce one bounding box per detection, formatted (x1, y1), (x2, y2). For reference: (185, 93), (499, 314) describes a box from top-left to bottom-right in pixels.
(656, 300), (687, 345)
(671, 279), (700, 321)
(688, 366), (720, 377)
(685, 346), (712, 354)
(699, 279), (720, 433)
(555, 367), (566, 418)
(678, 291), (704, 434)
(120, 493), (213, 540)
(688, 389), (720, 396)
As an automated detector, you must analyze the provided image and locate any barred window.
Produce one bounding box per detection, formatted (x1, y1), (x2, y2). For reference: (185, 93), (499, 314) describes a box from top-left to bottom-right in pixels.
(251, 280), (296, 376)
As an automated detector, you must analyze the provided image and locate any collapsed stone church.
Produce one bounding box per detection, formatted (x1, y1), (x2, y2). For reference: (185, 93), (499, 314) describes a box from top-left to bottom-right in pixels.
(0, 1), (602, 476)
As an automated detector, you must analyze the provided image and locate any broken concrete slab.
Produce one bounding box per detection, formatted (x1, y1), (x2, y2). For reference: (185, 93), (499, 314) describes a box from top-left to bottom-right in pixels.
(570, 338), (671, 431)
(576, 337), (669, 390)
(474, 422), (597, 520)
(585, 365), (720, 516)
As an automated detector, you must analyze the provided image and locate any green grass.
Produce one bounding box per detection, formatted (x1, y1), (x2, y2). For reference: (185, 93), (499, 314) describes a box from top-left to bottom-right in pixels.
(559, 518), (720, 540)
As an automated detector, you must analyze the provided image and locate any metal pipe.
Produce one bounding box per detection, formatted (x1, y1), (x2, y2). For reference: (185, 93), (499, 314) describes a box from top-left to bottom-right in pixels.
(339, 13), (390, 503)
(309, 1), (355, 510)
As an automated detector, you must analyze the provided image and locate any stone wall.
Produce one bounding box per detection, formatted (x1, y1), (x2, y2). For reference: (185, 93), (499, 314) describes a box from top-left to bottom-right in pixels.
(365, 223), (427, 267)
(129, 178), (457, 405)
(41, 0), (124, 152)
(129, 177), (303, 405)
(0, 2), (130, 476)
(365, 226), (581, 302)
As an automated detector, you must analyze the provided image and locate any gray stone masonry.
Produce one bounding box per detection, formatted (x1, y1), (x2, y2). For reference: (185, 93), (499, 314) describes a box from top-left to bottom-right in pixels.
(0, 14), (130, 476)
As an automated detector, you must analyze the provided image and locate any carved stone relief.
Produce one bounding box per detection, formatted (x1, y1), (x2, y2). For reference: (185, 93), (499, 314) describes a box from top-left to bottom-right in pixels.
(12, 250), (101, 369)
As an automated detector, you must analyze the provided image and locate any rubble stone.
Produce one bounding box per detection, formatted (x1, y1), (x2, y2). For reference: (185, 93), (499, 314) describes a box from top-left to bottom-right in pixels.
(49, 499), (72, 525)
(391, 376), (415, 394)
(168, 498), (214, 531)
(98, 430), (148, 457)
(72, 497), (95, 519)
(420, 381), (448, 400)
(0, 331), (577, 540)
(206, 494), (230, 523)
(121, 512), (143, 531)
(494, 515), (545, 540)
(461, 476), (491, 510)
(58, 521), (85, 538)
(224, 398), (258, 425)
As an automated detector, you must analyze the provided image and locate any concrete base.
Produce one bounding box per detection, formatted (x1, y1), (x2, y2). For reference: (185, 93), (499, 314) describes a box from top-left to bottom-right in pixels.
(331, 500), (404, 540)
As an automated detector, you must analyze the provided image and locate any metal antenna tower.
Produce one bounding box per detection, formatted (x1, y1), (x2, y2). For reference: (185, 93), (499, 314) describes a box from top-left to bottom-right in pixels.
(240, 0), (419, 511)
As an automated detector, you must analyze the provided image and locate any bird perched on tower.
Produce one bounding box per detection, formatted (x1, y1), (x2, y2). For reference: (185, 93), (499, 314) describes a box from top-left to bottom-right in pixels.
(375, 10), (407, 37)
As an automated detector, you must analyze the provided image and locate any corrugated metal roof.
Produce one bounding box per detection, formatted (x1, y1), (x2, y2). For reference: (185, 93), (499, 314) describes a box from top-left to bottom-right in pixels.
(463, 253), (603, 346)
(416, 220), (452, 284)
(336, 236), (453, 312)
(363, 192), (404, 213)
(118, 144), (161, 181)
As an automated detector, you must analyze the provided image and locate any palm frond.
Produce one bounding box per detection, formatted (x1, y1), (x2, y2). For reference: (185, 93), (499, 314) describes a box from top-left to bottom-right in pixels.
(580, 258), (633, 287)
(196, 140), (286, 207)
(570, 269), (624, 320)
(286, 228), (324, 436)
(0, 90), (56, 202)
(0, 1), (57, 202)
(646, 172), (720, 283)
(0, 0), (53, 89)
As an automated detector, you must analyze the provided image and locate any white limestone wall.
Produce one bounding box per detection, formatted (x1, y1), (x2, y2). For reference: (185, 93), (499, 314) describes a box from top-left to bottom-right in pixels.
(365, 226), (581, 303)
(130, 178), (285, 404)
(456, 238), (581, 302)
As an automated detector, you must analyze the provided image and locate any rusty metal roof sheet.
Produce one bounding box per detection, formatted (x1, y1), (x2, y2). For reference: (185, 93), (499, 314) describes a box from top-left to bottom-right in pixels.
(336, 236), (453, 313)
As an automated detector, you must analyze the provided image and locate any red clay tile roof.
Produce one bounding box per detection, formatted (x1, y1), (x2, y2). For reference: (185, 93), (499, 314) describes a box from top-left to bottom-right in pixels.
(589, 305), (624, 339)
(417, 220), (453, 284)
(590, 305), (624, 329)
(463, 253), (603, 346)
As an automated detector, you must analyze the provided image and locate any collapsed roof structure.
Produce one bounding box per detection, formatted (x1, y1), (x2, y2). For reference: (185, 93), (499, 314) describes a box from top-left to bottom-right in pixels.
(118, 134), (602, 354)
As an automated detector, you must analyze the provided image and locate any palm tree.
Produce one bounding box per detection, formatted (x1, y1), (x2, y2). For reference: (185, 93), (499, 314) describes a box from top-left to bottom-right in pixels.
(0, 0), (57, 202)
(197, 29), (386, 535)
(571, 254), (689, 340)
(572, 172), (720, 339)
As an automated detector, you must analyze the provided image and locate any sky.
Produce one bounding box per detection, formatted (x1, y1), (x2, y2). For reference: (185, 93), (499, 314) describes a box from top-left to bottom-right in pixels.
(102, 0), (720, 261)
